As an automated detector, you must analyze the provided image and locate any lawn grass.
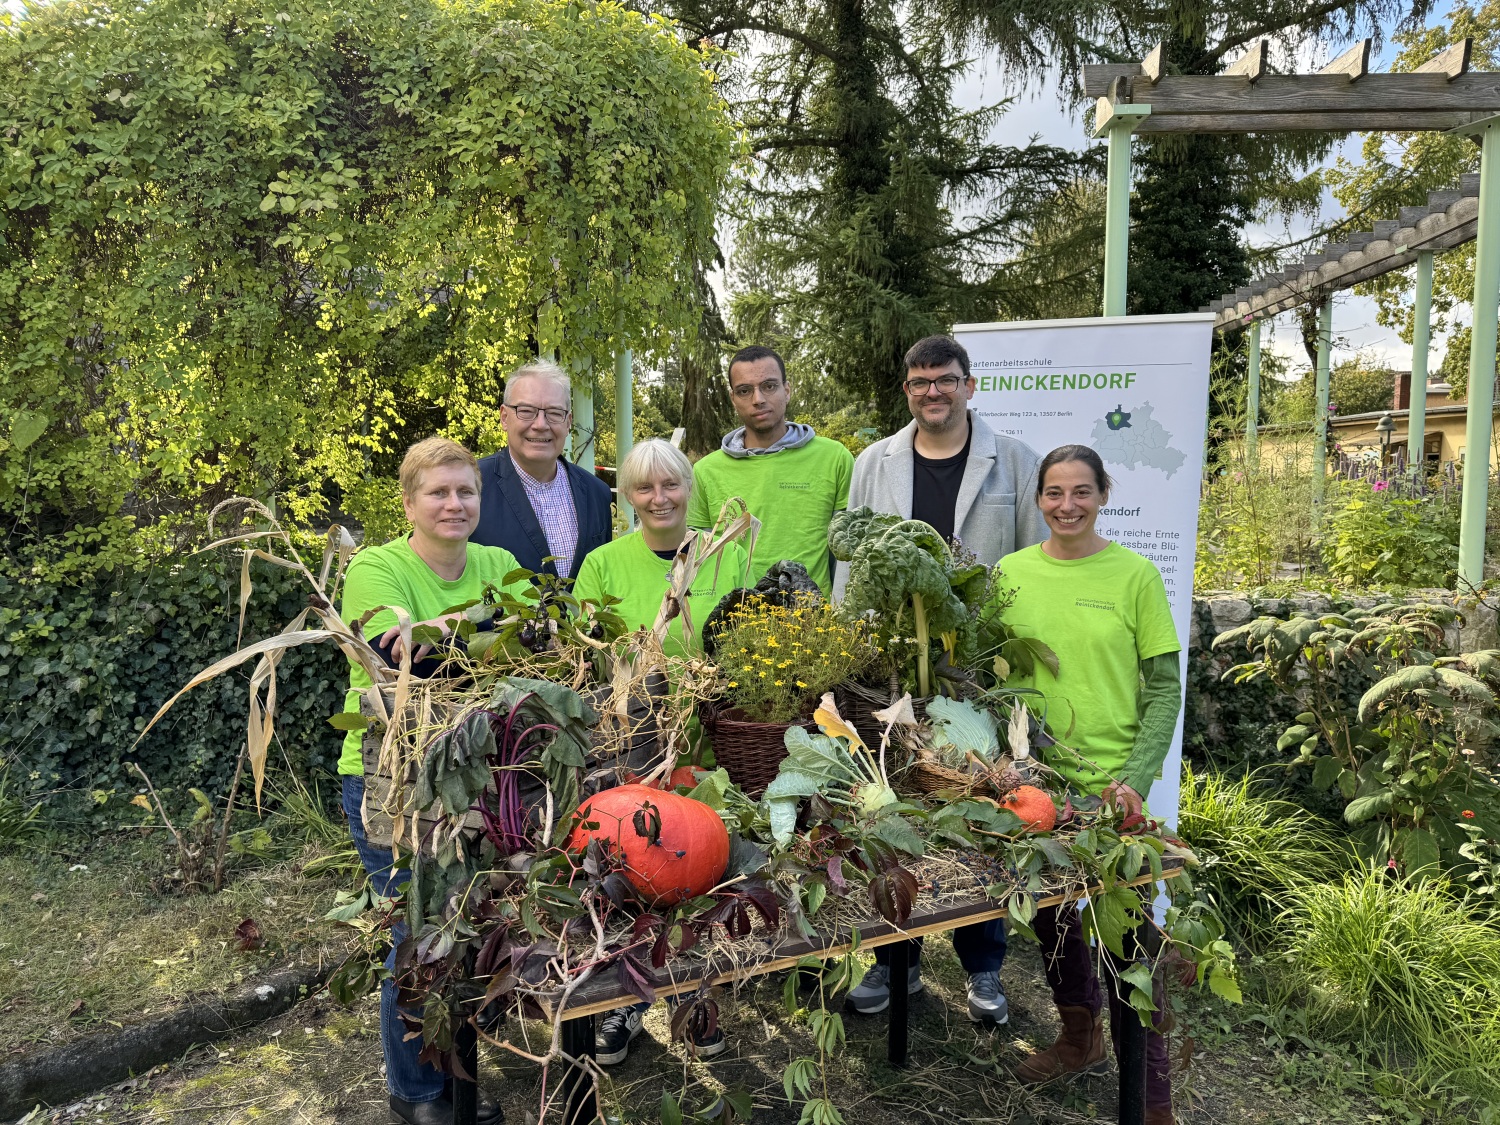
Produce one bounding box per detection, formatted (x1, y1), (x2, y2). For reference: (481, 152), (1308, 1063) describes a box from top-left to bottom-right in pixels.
(0, 828), (353, 1057)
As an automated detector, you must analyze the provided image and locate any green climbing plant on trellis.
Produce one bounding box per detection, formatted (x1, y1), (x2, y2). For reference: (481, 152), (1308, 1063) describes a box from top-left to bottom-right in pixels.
(0, 0), (738, 578)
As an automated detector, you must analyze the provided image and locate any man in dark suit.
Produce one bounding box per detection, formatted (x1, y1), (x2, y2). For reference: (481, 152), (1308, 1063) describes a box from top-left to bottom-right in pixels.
(472, 361), (613, 580)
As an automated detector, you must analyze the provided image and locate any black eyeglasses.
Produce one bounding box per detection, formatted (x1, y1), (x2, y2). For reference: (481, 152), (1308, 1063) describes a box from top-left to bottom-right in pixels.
(730, 379), (785, 399)
(904, 374), (964, 395)
(508, 404), (570, 425)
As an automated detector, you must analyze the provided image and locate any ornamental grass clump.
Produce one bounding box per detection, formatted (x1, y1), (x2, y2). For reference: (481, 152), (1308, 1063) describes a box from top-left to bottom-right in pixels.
(1279, 866), (1500, 1103)
(711, 597), (879, 723)
(1178, 766), (1351, 948)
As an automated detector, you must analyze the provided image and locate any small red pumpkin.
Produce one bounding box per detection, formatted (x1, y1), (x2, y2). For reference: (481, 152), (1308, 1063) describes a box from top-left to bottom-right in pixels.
(566, 784), (730, 905)
(1001, 785), (1059, 833)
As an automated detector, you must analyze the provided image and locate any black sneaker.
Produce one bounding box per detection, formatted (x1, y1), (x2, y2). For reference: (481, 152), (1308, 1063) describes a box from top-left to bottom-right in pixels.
(595, 1002), (647, 1066)
(666, 995), (729, 1059)
(689, 1024), (727, 1059)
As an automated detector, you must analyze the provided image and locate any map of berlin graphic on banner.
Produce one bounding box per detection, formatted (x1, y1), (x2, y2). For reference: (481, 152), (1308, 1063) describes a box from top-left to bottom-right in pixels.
(1090, 402), (1187, 477)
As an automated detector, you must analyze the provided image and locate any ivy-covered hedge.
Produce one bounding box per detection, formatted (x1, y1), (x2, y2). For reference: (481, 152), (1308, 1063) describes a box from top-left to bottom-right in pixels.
(0, 556), (346, 798)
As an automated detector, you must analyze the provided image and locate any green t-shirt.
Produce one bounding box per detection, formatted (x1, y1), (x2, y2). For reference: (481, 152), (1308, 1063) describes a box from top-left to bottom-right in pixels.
(337, 536), (525, 775)
(994, 541), (1180, 795)
(685, 436), (853, 594)
(572, 532), (749, 659)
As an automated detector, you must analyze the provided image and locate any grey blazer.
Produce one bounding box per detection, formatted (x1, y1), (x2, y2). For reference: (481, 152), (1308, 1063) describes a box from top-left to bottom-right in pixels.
(833, 411), (1048, 597)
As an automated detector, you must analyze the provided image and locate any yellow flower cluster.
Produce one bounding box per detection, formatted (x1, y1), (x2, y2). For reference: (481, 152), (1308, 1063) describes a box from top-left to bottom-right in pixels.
(712, 597), (880, 723)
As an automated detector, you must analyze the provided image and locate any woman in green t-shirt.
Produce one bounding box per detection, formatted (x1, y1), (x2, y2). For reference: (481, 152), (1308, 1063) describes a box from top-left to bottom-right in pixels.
(339, 436), (518, 1125)
(998, 444), (1182, 1125)
(574, 438), (749, 659)
(574, 438), (748, 1065)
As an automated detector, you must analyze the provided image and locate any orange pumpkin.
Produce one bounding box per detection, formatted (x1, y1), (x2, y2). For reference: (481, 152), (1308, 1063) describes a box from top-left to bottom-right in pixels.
(566, 784), (730, 905)
(1000, 785), (1058, 833)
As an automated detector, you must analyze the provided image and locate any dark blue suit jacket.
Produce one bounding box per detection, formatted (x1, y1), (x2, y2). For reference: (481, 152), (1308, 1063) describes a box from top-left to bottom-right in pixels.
(472, 450), (614, 581)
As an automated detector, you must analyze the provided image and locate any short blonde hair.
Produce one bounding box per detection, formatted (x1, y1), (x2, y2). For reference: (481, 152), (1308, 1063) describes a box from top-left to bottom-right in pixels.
(618, 438), (693, 500)
(399, 436), (480, 498)
(503, 360), (571, 404)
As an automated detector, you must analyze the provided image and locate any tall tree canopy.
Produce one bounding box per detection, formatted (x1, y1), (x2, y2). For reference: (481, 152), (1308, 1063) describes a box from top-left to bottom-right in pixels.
(931, 0), (1430, 314)
(0, 0), (736, 574)
(662, 0), (1092, 428)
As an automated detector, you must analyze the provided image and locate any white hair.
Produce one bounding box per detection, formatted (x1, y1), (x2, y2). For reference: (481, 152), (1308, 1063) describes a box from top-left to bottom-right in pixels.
(503, 360), (571, 404)
(618, 438), (694, 500)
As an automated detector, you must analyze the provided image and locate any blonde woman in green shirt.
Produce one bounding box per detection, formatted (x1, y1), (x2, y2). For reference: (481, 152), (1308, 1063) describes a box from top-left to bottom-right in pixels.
(574, 437), (748, 1064)
(338, 436), (522, 1125)
(574, 438), (749, 660)
(999, 444), (1182, 1125)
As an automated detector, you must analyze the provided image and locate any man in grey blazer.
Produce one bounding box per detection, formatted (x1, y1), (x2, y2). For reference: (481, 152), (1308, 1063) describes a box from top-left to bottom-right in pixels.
(841, 333), (1046, 1026)
(836, 335), (1046, 597)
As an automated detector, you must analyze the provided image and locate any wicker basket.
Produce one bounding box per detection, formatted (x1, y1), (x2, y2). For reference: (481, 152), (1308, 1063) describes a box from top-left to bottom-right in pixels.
(904, 758), (1000, 797)
(836, 680), (930, 746)
(699, 701), (816, 797)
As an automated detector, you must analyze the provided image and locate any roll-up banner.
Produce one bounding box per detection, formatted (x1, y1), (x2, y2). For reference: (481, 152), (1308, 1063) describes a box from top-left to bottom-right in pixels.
(953, 313), (1215, 830)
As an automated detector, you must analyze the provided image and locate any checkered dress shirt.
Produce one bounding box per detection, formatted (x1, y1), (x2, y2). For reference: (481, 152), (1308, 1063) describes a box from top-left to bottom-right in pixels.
(510, 451), (579, 578)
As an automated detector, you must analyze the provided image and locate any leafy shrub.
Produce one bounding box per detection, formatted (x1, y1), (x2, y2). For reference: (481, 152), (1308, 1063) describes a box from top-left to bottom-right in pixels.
(1281, 867), (1500, 1103)
(1271, 355), (1397, 423)
(0, 0), (736, 576)
(1216, 607), (1500, 875)
(1322, 480), (1459, 589)
(0, 555), (346, 803)
(1177, 767), (1349, 948)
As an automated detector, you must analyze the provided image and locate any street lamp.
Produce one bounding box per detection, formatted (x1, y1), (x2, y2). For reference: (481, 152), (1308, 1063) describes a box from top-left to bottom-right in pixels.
(1376, 412), (1396, 476)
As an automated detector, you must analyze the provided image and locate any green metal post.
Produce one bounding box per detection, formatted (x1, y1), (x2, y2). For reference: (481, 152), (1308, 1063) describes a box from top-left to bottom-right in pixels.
(615, 339), (634, 528)
(1102, 122), (1133, 317)
(1460, 122), (1500, 589)
(1409, 250), (1434, 481)
(572, 355), (595, 474)
(1245, 320), (1262, 467)
(1095, 103), (1149, 318)
(1312, 296), (1333, 518)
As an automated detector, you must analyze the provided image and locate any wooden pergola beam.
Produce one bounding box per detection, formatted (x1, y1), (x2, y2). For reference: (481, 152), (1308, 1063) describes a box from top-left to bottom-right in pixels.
(1224, 40), (1268, 82)
(1415, 38), (1472, 79)
(1206, 174), (1481, 329)
(1081, 71), (1500, 114)
(1318, 39), (1371, 82)
(1127, 110), (1484, 133)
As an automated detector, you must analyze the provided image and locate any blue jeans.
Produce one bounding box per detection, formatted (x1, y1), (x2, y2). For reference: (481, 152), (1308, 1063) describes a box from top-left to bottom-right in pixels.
(342, 775), (447, 1105)
(872, 920), (1008, 974)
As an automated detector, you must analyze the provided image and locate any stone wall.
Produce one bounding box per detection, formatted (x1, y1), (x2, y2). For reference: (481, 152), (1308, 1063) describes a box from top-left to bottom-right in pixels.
(1190, 589), (1499, 656)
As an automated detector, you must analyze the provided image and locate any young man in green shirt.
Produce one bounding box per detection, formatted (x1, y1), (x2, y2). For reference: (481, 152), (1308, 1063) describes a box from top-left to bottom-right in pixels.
(686, 346), (853, 595)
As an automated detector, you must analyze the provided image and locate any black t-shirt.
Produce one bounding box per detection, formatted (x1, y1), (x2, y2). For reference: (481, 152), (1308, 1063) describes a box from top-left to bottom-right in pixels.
(911, 425), (972, 543)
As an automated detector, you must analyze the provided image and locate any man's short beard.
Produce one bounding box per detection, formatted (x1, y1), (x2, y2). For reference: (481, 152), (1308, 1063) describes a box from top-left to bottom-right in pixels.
(914, 403), (966, 435)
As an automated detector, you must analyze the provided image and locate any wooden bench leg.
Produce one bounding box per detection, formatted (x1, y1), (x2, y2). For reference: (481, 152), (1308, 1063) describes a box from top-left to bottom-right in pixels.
(452, 1020), (479, 1125)
(887, 939), (911, 1068)
(560, 1013), (598, 1125)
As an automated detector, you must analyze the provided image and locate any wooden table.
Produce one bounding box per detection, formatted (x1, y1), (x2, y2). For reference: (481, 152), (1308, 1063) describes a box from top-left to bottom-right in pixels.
(452, 860), (1183, 1125)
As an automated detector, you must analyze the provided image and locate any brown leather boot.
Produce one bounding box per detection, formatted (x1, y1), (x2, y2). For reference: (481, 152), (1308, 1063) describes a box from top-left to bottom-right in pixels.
(1014, 1003), (1108, 1084)
(1144, 1108), (1175, 1125)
